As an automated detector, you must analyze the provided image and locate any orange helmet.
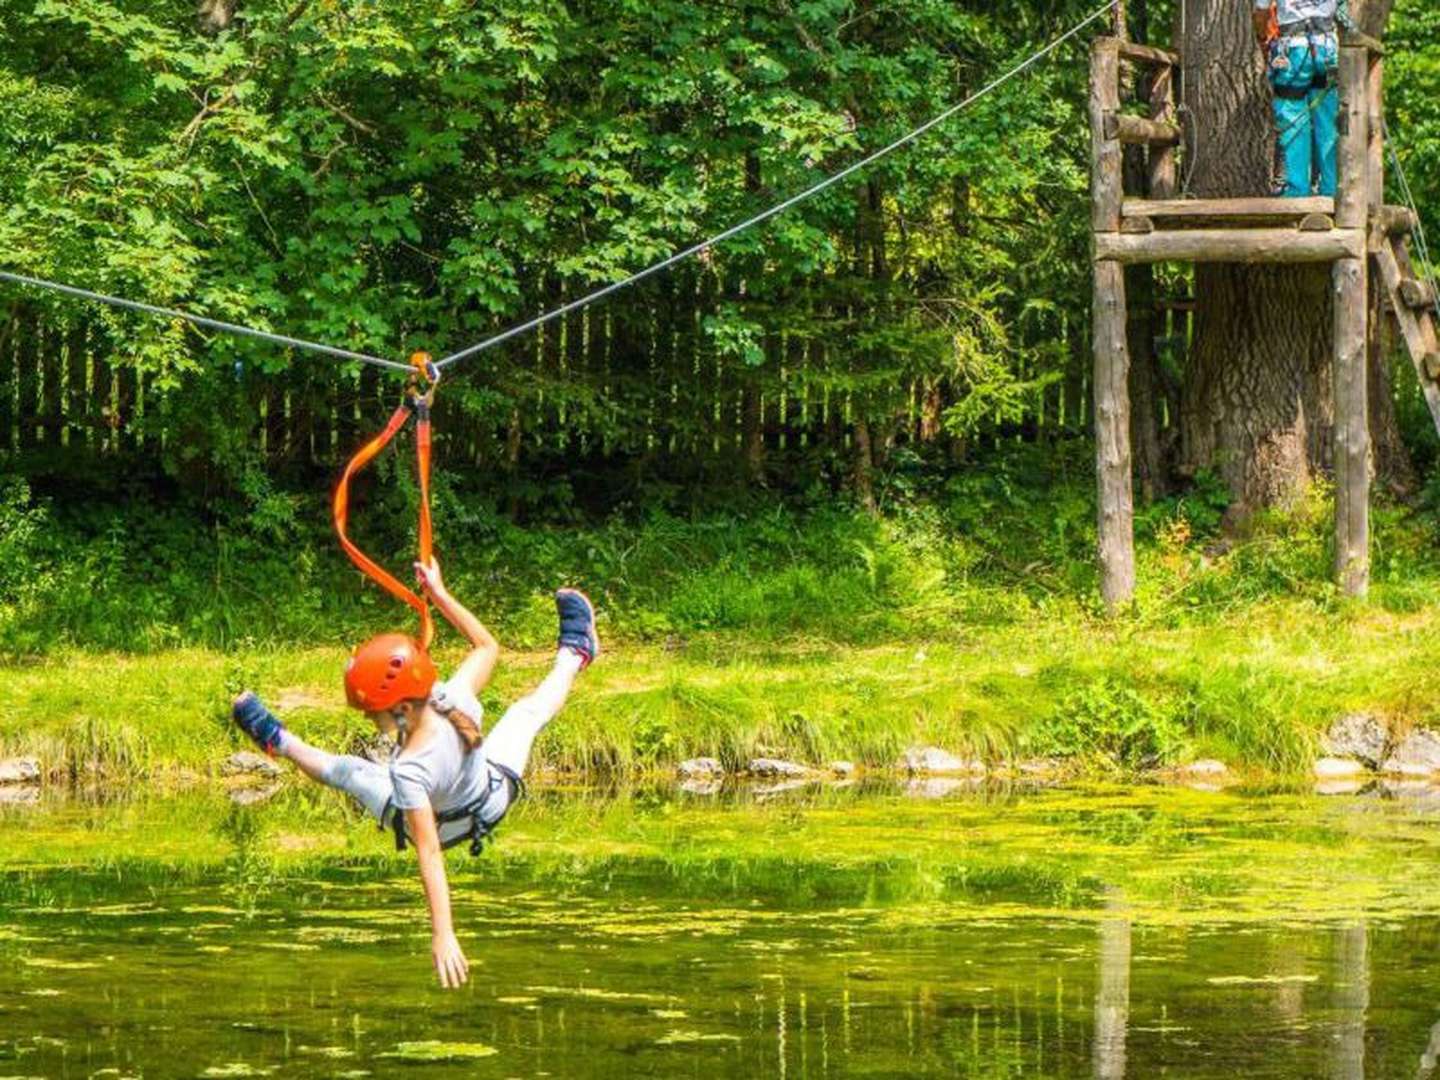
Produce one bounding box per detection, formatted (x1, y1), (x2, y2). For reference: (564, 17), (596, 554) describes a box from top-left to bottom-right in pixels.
(344, 633), (437, 712)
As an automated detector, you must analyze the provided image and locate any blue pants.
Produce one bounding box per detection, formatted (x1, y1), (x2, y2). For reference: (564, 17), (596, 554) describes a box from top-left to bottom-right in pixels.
(1268, 31), (1338, 197)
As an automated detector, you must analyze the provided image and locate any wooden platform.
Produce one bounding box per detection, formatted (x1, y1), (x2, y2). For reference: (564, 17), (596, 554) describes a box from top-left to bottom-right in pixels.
(1122, 196), (1334, 228)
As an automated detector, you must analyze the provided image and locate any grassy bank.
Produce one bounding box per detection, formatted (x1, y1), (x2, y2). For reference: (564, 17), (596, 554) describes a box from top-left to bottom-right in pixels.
(4, 446), (1440, 777)
(4, 595), (1438, 779)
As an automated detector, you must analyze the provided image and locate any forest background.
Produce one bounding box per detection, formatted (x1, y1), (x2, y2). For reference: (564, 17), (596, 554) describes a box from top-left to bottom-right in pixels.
(1, 0), (1438, 776)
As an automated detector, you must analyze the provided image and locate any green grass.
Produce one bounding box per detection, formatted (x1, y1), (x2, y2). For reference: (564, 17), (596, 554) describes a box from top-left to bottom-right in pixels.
(5, 447), (1440, 778)
(4, 592), (1438, 779)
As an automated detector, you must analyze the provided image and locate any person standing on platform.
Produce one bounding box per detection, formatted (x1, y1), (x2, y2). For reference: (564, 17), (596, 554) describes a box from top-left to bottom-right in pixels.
(1253, 0), (1340, 197)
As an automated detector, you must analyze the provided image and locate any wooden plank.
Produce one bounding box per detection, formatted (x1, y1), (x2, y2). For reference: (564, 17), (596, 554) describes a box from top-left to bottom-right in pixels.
(1336, 48), (1368, 230)
(40, 323), (62, 445)
(1121, 216), (1155, 235)
(1091, 38), (1123, 233)
(1375, 240), (1440, 436)
(1104, 113), (1181, 146)
(1332, 255), (1369, 597)
(1124, 196), (1332, 220)
(1093, 258), (1134, 610)
(1096, 228), (1364, 265)
(16, 316), (38, 450)
(0, 311), (14, 453)
(1298, 214), (1335, 232)
(1116, 40), (1179, 67)
(65, 323), (87, 446)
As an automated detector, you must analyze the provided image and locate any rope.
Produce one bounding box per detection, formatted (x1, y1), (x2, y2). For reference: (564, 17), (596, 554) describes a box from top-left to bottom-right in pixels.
(0, 269), (411, 373)
(434, 0), (1118, 371)
(1385, 120), (1438, 299)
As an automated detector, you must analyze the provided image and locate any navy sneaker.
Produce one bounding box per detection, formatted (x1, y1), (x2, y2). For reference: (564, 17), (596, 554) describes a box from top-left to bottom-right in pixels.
(232, 691), (285, 755)
(555, 589), (599, 668)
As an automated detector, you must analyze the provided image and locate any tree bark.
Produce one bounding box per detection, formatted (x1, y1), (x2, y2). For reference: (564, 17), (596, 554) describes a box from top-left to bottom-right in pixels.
(1177, 0), (1407, 518)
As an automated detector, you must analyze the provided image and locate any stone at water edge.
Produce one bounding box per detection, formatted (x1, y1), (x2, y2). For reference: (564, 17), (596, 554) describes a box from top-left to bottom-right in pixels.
(0, 757), (40, 784)
(1183, 759), (1228, 777)
(1313, 757), (1366, 780)
(1321, 713), (1389, 768)
(1315, 779), (1365, 797)
(221, 751), (282, 778)
(1381, 730), (1440, 777)
(829, 761), (856, 778)
(898, 747), (983, 776)
(677, 757), (723, 779)
(746, 758), (810, 779)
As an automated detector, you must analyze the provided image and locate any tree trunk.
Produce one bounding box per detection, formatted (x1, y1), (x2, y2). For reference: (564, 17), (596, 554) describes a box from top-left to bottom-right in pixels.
(1178, 0), (1406, 516)
(1178, 2), (1326, 514)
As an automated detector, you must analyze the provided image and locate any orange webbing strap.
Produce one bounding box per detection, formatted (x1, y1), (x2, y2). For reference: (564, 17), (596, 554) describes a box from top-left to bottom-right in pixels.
(414, 402), (435, 651)
(332, 400), (431, 638)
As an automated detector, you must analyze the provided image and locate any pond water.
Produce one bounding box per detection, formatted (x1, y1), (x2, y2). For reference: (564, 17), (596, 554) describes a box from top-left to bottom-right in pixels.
(3, 781), (1440, 1077)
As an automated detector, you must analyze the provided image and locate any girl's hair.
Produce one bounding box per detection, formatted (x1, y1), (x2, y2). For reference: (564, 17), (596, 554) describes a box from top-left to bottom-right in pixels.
(446, 709), (482, 752)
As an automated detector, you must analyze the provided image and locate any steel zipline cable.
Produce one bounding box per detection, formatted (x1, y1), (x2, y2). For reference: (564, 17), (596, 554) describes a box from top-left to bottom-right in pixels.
(0, 269), (412, 373)
(435, 0), (1117, 370)
(0, 1), (1117, 376)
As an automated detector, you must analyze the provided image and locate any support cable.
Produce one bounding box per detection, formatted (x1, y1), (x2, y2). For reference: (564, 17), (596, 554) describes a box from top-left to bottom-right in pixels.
(0, 269), (413, 373)
(1384, 121), (1437, 299)
(434, 0), (1118, 371)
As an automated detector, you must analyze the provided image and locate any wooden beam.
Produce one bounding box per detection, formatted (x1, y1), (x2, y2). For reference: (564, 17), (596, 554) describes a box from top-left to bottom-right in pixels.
(1333, 255), (1369, 597)
(1121, 216), (1154, 235)
(1336, 48), (1368, 230)
(1340, 28), (1385, 56)
(1398, 278), (1436, 310)
(1115, 40), (1180, 67)
(1104, 113), (1182, 146)
(1091, 39), (1122, 233)
(1096, 228), (1364, 265)
(1122, 197), (1333, 228)
(1373, 205), (1416, 236)
(1093, 258), (1134, 610)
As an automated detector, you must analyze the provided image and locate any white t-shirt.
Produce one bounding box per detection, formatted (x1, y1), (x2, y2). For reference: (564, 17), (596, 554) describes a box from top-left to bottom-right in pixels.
(1254, 0), (1337, 27)
(389, 679), (489, 815)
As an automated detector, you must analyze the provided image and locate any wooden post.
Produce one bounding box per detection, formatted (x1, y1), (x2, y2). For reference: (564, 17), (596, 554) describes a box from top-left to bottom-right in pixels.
(1335, 48), (1368, 231)
(1091, 39), (1123, 233)
(1333, 46), (1370, 597)
(1094, 259), (1135, 610)
(1334, 256), (1369, 596)
(1091, 35), (1133, 608)
(1366, 56), (1384, 215)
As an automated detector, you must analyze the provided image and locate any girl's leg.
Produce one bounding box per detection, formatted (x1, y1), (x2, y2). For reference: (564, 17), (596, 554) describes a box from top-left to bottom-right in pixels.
(232, 692), (392, 822)
(482, 648), (584, 777)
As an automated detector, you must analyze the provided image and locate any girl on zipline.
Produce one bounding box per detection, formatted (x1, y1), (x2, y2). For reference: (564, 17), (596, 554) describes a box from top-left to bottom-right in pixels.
(230, 560), (599, 988)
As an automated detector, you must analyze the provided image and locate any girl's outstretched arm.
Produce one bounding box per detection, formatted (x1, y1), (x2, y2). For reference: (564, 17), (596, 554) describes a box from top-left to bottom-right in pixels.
(406, 804), (470, 989)
(415, 558), (499, 695)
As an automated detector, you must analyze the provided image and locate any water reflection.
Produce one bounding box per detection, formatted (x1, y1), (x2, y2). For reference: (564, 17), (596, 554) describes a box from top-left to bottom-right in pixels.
(1093, 891), (1130, 1079)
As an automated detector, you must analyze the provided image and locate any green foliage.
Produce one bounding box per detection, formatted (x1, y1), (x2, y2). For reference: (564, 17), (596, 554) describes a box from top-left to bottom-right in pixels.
(1032, 677), (1189, 771)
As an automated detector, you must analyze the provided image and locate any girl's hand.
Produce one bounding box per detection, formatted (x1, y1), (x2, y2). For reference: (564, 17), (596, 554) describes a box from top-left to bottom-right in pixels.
(414, 558), (446, 599)
(432, 929), (470, 989)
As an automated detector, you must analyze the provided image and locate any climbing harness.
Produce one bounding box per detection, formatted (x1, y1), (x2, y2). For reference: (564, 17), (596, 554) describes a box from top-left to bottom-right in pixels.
(384, 761), (526, 857)
(332, 350), (441, 651)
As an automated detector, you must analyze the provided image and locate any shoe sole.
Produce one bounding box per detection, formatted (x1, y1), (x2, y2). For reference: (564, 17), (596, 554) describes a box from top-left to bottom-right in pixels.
(556, 588), (600, 662)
